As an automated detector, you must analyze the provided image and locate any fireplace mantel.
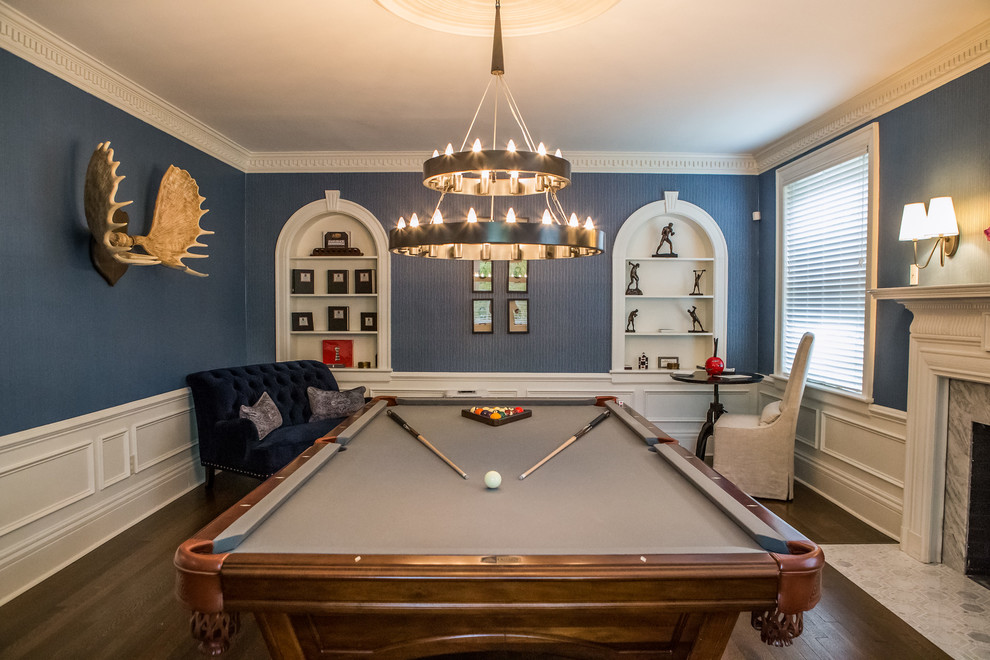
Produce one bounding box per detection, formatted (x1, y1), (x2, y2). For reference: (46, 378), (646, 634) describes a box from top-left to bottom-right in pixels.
(872, 284), (990, 562)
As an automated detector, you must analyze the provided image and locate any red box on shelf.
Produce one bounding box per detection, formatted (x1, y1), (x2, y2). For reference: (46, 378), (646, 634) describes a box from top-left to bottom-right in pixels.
(322, 340), (353, 368)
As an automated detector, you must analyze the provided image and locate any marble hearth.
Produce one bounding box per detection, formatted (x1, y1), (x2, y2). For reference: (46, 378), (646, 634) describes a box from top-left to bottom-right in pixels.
(873, 284), (990, 564)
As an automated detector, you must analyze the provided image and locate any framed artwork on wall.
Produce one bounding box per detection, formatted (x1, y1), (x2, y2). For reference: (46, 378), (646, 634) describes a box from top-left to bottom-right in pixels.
(508, 299), (528, 333)
(472, 260), (493, 292)
(472, 299), (493, 333)
(507, 260), (527, 292)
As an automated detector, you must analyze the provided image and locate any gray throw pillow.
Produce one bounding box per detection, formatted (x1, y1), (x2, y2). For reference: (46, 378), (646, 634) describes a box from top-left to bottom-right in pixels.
(239, 391), (283, 441)
(308, 385), (367, 422)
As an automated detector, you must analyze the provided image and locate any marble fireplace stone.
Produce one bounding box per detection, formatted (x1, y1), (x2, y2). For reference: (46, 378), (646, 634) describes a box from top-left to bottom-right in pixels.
(944, 380), (990, 573)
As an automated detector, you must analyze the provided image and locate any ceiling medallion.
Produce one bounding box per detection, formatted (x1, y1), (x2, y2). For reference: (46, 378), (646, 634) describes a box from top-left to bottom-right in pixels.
(388, 1), (605, 261)
(375, 0), (620, 37)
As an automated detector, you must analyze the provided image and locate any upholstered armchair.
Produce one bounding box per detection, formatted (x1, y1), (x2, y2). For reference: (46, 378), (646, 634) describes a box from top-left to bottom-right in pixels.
(712, 333), (814, 500)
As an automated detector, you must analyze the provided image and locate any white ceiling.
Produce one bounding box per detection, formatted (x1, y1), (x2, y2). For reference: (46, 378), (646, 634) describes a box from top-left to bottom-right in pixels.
(5, 0), (990, 159)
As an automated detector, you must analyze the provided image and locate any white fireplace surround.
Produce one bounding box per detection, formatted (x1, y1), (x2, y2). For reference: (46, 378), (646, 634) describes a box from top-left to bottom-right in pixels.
(873, 284), (990, 563)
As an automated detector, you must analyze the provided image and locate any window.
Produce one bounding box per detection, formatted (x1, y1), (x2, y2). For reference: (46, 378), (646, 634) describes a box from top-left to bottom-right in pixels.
(776, 124), (878, 396)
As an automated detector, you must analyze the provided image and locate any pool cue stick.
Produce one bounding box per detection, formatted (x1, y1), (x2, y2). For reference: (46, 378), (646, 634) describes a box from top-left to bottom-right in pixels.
(519, 409), (611, 480)
(385, 409), (469, 479)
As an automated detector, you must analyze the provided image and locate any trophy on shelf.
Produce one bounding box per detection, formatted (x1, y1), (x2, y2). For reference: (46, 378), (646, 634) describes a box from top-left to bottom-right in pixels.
(690, 269), (705, 296)
(626, 309), (639, 333)
(687, 305), (706, 333)
(626, 262), (643, 295)
(652, 222), (677, 258)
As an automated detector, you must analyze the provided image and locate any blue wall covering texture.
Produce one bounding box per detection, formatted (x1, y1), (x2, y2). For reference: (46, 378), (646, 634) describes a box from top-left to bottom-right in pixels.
(245, 172), (760, 373)
(0, 51), (248, 436)
(755, 63), (990, 411)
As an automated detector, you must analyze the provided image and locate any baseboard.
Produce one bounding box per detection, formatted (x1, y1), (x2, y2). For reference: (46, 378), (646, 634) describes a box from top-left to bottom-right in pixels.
(795, 452), (903, 540)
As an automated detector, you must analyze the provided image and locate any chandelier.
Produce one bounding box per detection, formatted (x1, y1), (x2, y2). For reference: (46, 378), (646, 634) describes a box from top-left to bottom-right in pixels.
(388, 0), (605, 260)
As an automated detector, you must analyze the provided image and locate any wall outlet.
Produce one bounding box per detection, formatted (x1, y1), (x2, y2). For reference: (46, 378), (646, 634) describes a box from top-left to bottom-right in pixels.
(910, 264), (920, 285)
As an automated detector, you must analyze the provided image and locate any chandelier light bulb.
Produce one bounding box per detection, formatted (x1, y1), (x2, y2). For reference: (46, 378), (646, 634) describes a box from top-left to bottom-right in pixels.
(445, 143), (454, 156)
(433, 149), (440, 157)
(397, 217), (406, 229)
(409, 213), (420, 227)
(507, 139), (516, 152)
(584, 217), (595, 230)
(506, 208), (517, 223)
(472, 138), (482, 152)
(568, 213), (578, 227)
(467, 207), (478, 222)
(432, 209), (443, 224)
(537, 142), (547, 156)
(541, 209), (553, 224)
(555, 149), (562, 158)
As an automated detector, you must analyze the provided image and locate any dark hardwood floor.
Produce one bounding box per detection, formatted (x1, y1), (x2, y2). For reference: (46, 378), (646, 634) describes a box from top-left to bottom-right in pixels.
(0, 475), (950, 660)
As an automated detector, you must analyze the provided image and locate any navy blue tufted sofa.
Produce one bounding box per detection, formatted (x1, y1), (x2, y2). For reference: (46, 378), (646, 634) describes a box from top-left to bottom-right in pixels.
(186, 360), (347, 487)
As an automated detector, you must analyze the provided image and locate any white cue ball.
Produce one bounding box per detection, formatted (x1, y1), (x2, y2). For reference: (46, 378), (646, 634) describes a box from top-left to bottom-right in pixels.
(484, 470), (502, 489)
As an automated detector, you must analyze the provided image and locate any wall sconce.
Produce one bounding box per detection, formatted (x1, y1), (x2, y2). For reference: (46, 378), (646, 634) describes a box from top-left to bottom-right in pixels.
(899, 197), (959, 277)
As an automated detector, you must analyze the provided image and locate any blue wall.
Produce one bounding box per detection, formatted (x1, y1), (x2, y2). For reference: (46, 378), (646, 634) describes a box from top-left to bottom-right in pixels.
(757, 63), (990, 410)
(5, 42), (983, 436)
(0, 51), (248, 435)
(244, 172), (761, 373)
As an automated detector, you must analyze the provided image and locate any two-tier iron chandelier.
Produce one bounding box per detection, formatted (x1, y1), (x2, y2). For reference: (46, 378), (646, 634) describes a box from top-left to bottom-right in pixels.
(388, 0), (605, 260)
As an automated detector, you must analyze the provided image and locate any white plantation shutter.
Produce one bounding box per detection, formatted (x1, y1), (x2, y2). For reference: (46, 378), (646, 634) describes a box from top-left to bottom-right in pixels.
(780, 150), (870, 394)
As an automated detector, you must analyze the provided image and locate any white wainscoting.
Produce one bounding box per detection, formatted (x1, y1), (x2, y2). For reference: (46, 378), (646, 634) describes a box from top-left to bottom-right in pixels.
(0, 390), (202, 606)
(756, 377), (907, 539)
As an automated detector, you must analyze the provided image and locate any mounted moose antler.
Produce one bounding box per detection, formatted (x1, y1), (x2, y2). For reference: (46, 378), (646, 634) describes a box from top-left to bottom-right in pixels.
(84, 141), (213, 285)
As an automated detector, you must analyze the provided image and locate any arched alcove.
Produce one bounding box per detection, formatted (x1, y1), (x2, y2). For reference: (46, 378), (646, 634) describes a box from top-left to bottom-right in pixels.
(275, 191), (391, 371)
(611, 193), (728, 373)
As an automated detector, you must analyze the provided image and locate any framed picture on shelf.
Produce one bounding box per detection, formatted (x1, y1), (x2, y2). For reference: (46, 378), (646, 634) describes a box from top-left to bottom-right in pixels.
(507, 260), (527, 292)
(327, 270), (348, 294)
(324, 231), (349, 249)
(472, 299), (493, 333)
(354, 268), (376, 294)
(360, 312), (377, 331)
(291, 312), (314, 331)
(658, 356), (680, 370)
(327, 306), (349, 331)
(508, 299), (529, 333)
(472, 260), (493, 292)
(291, 269), (314, 294)
(322, 339), (353, 368)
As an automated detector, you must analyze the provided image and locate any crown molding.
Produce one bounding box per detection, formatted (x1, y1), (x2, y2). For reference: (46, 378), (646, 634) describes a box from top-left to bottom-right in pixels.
(243, 150), (760, 174)
(566, 152), (759, 175)
(2, 3), (987, 177)
(0, 3), (251, 170)
(754, 19), (990, 173)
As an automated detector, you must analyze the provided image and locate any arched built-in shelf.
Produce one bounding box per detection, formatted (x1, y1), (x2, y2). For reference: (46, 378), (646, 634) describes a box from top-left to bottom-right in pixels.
(275, 191), (391, 373)
(611, 193), (728, 374)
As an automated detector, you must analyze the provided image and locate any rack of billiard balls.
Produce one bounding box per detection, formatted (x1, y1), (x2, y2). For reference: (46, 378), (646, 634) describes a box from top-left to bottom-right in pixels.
(461, 405), (533, 426)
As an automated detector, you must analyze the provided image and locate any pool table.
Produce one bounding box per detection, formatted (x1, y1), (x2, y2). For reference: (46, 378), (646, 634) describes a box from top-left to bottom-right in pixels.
(175, 396), (823, 659)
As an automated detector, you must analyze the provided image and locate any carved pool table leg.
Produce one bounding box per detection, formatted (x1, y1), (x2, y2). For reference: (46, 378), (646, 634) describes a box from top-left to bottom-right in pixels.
(190, 610), (240, 656)
(751, 608), (803, 647)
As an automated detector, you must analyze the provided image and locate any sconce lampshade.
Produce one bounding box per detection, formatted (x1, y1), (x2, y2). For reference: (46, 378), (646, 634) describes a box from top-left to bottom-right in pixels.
(898, 202), (928, 241)
(926, 196), (959, 237)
